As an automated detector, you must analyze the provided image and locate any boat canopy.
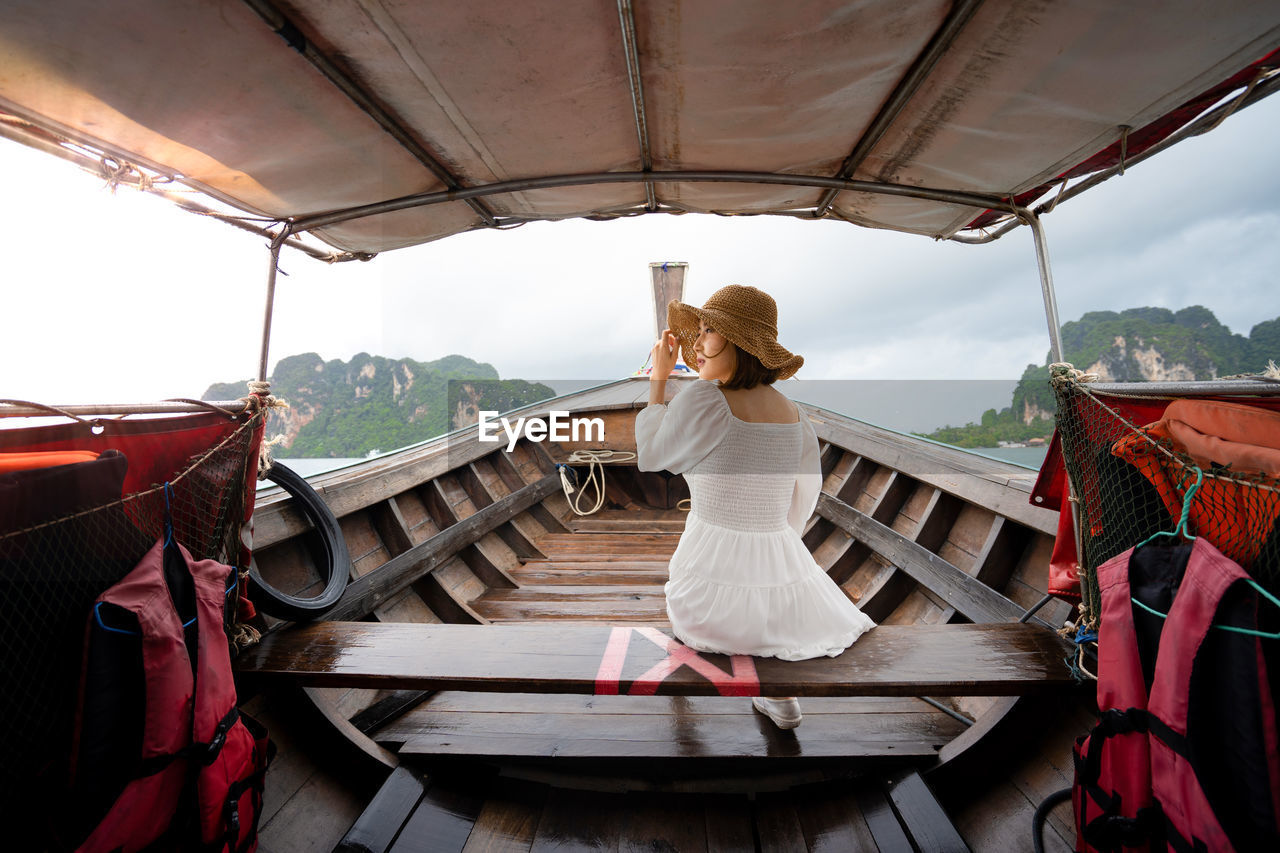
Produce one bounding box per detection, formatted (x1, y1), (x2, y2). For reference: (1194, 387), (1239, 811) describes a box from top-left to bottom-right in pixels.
(1, 0), (1278, 256)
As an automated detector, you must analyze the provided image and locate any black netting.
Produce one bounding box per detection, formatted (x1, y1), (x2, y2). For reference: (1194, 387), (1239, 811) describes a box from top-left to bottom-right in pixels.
(1051, 376), (1280, 626)
(0, 412), (262, 825)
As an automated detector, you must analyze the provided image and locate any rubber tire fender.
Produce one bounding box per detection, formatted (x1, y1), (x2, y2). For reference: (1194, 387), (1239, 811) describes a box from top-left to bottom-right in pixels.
(248, 463), (350, 621)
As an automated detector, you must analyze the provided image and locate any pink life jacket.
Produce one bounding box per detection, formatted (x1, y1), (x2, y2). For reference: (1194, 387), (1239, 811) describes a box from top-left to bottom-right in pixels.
(1074, 538), (1280, 852)
(73, 538), (270, 853)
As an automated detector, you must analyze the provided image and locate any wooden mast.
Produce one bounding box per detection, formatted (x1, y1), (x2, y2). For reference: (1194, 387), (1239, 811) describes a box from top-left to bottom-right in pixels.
(648, 260), (687, 338)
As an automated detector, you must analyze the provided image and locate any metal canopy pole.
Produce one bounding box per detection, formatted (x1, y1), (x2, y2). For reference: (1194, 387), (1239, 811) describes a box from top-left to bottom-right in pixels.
(258, 229), (289, 383)
(617, 0), (656, 212)
(289, 170), (1012, 232)
(0, 400), (249, 418)
(241, 0), (499, 228)
(813, 0), (985, 217)
(1020, 210), (1065, 364)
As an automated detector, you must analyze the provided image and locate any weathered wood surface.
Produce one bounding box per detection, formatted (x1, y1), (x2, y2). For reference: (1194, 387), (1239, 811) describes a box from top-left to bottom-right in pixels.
(807, 411), (1057, 535)
(333, 758), (977, 853)
(885, 768), (972, 852)
(236, 622), (1072, 697)
(252, 380), (648, 547)
(319, 474), (558, 621)
(334, 766), (425, 853)
(818, 493), (1036, 626)
(381, 693), (964, 762)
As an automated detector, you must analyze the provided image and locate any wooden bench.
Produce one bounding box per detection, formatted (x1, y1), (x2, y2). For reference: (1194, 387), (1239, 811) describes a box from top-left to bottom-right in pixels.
(235, 621), (1072, 697)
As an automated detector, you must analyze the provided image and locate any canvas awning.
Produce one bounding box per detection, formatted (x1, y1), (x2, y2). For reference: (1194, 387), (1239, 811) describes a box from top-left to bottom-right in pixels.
(1, 0), (1278, 256)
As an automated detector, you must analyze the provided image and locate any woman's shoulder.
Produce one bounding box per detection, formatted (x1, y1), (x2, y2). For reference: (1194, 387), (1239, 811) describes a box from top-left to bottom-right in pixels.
(719, 384), (801, 424)
(674, 379), (728, 406)
(668, 380), (734, 426)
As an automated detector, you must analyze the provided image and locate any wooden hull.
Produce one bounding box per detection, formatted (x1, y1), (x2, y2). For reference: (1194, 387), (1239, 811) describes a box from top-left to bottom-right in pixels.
(243, 378), (1084, 852)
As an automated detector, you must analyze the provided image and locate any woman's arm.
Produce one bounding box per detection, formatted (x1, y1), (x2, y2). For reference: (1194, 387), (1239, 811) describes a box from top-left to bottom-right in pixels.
(648, 328), (678, 406)
(787, 416), (822, 536)
(648, 378), (667, 407)
(634, 380), (730, 473)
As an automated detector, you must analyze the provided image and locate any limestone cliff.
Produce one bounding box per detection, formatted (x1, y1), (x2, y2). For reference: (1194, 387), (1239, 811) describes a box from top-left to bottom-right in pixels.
(924, 306), (1278, 448)
(204, 352), (554, 458)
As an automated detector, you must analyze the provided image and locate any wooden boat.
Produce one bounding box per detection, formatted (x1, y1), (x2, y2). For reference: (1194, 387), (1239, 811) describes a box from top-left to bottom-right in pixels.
(3, 2), (1279, 851)
(230, 367), (1077, 851)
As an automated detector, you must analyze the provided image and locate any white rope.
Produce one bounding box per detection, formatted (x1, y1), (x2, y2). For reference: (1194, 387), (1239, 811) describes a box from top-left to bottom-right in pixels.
(1199, 67), (1278, 136)
(559, 449), (636, 516)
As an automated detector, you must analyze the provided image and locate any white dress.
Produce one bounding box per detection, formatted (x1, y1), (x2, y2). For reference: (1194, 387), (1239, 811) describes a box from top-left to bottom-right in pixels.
(635, 379), (875, 660)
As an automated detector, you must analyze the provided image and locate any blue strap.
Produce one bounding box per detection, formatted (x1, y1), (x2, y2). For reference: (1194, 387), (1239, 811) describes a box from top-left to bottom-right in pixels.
(1135, 466), (1202, 549)
(94, 601), (197, 637)
(163, 481), (174, 547)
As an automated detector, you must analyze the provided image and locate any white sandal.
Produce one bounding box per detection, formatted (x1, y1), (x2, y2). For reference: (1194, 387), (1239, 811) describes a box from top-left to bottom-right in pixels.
(752, 697), (802, 729)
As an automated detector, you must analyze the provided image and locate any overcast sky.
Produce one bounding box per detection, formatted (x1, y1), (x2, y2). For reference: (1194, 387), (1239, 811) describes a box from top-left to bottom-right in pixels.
(2, 93), (1277, 414)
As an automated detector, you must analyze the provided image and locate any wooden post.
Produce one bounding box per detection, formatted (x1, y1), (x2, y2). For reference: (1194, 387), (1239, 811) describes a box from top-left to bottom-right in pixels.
(648, 262), (687, 341)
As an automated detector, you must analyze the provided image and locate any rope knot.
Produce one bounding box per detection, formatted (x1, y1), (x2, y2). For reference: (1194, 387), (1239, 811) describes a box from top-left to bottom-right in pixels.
(1049, 362), (1099, 388)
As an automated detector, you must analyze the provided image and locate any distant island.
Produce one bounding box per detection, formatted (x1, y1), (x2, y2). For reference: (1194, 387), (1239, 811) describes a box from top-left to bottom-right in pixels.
(920, 306), (1279, 448)
(204, 352), (554, 458)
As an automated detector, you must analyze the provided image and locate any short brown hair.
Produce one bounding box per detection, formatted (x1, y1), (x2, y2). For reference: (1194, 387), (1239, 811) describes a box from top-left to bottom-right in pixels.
(720, 344), (780, 390)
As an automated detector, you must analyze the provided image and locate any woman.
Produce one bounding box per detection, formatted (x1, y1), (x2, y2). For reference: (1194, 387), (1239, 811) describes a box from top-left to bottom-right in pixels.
(635, 284), (875, 730)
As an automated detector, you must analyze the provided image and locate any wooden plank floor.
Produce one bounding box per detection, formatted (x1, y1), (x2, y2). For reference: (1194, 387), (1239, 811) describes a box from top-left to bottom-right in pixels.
(335, 767), (971, 853)
(476, 515), (679, 624)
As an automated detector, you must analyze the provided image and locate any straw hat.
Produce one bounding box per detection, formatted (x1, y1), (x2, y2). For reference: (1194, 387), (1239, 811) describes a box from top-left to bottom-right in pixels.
(667, 285), (803, 380)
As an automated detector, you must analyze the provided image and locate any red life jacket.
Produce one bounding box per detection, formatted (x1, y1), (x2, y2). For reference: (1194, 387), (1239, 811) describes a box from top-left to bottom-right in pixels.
(72, 538), (271, 853)
(1074, 538), (1280, 852)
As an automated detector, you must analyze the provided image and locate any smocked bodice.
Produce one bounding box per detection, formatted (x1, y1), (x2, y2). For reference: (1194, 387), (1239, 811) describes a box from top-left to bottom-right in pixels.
(634, 378), (823, 538)
(684, 419), (803, 532)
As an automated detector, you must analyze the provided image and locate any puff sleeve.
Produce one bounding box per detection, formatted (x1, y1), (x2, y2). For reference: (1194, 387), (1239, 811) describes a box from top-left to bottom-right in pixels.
(635, 380), (732, 474)
(787, 415), (822, 536)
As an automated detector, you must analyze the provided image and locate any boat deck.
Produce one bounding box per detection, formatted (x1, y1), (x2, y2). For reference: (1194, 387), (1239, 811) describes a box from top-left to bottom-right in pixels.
(239, 389), (1081, 852)
(333, 765), (970, 853)
(478, 522), (681, 624)
(237, 508), (1064, 773)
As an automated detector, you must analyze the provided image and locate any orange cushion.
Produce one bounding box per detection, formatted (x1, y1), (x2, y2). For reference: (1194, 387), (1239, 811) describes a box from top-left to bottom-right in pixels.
(0, 450), (100, 474)
(1162, 399), (1280, 476)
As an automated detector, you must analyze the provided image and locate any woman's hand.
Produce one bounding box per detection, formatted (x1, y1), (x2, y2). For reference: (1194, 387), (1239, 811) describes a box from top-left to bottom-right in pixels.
(650, 329), (679, 378)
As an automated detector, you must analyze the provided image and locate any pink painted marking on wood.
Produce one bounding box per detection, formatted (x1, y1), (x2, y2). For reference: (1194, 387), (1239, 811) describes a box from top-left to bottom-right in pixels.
(593, 626), (632, 695)
(628, 627), (760, 697)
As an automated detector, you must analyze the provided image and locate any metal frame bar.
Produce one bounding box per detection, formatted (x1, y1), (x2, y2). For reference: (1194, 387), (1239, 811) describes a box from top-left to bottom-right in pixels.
(289, 169), (1013, 231)
(0, 116), (360, 262)
(1020, 211), (1065, 364)
(239, 0), (500, 228)
(259, 230), (289, 383)
(1087, 379), (1280, 397)
(0, 400), (250, 419)
(617, 0), (656, 212)
(813, 0), (985, 217)
(950, 67), (1280, 245)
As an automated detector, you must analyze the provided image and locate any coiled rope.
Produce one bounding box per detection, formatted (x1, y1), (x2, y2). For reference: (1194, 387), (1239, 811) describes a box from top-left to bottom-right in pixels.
(558, 449), (636, 516)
